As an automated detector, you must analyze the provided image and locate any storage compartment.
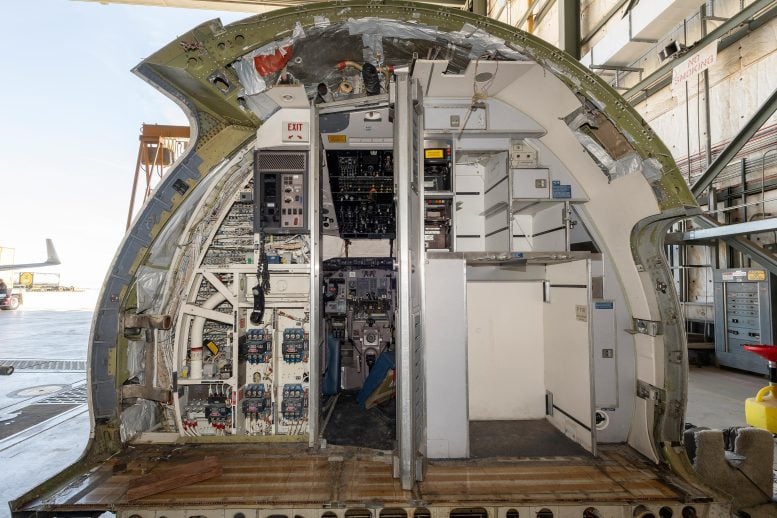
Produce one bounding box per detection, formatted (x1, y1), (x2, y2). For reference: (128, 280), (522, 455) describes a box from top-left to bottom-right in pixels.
(511, 167), (549, 199)
(424, 198), (453, 251)
(453, 151), (510, 252)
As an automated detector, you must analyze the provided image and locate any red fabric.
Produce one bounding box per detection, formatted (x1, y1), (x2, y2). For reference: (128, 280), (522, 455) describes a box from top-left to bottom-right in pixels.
(253, 46), (293, 76)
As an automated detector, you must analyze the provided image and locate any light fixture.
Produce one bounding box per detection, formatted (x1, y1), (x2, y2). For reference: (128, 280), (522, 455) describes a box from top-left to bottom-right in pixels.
(658, 40), (686, 62)
(364, 111), (382, 122)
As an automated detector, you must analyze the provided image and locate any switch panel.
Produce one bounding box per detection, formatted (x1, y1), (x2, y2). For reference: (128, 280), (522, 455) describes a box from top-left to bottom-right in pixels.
(241, 384), (271, 418)
(281, 383), (308, 421)
(254, 150), (308, 234)
(241, 328), (272, 364)
(280, 173), (305, 229)
(325, 150), (395, 239)
(282, 327), (307, 363)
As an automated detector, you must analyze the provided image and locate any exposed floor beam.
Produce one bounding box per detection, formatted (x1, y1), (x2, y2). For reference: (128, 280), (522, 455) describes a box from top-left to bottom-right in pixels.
(691, 86), (777, 197)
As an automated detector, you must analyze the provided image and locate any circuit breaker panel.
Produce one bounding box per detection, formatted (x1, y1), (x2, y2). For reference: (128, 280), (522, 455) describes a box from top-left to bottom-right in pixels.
(173, 142), (312, 440)
(714, 269), (777, 374)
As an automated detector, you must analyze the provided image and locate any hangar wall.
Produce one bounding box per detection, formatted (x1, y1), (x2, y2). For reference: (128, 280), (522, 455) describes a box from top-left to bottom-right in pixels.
(487, 0), (777, 305)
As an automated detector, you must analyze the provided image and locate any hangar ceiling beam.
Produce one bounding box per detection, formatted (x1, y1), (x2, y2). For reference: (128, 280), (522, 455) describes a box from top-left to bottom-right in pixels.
(623, 0), (774, 103)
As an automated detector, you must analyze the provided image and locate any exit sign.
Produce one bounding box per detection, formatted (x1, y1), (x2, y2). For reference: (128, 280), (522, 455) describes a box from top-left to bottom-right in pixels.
(282, 121), (308, 142)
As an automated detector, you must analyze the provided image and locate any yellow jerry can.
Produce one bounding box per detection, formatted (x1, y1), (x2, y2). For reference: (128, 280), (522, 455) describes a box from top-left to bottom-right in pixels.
(745, 386), (777, 433)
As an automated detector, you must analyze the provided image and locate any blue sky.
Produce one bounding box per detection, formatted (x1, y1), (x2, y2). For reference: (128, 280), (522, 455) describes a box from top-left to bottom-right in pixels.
(0, 1), (247, 288)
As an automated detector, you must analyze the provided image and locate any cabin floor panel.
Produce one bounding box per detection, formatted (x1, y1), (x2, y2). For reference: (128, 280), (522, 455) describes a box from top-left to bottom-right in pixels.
(323, 390), (396, 450)
(469, 419), (590, 458)
(17, 444), (714, 512)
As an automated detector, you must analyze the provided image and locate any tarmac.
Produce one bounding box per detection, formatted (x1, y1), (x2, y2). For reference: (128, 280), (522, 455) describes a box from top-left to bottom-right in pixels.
(0, 290), (773, 516)
(0, 291), (95, 518)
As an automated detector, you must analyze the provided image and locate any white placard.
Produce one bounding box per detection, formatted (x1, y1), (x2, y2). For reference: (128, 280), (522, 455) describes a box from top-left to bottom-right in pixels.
(576, 304), (588, 322)
(672, 39), (718, 89)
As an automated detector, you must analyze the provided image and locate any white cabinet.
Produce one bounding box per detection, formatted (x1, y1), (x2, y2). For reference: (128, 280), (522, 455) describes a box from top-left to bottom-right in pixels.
(511, 168), (550, 199)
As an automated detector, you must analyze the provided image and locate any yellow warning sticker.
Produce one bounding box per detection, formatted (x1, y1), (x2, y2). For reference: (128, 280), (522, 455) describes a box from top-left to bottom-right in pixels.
(327, 134), (347, 143)
(205, 340), (220, 355)
(425, 149), (444, 159)
(748, 270), (766, 281)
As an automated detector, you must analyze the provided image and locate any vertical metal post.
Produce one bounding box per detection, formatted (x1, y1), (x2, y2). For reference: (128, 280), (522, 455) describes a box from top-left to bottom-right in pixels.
(563, 201), (572, 252)
(679, 221), (687, 302)
(723, 187), (733, 268)
(126, 147), (144, 231)
(708, 188), (719, 269)
(685, 79), (692, 182)
(394, 70), (417, 490)
(308, 107), (321, 447)
(701, 4), (713, 168)
(740, 158), (748, 267)
(741, 158), (748, 222)
(559, 0), (581, 59)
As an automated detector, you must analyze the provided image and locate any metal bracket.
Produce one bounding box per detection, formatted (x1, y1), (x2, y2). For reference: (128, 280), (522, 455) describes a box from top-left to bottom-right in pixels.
(542, 280), (551, 303)
(122, 312), (172, 338)
(637, 380), (665, 402)
(628, 318), (662, 336)
(121, 316), (173, 404)
(668, 350), (684, 364)
(124, 313), (172, 329)
(121, 384), (172, 404)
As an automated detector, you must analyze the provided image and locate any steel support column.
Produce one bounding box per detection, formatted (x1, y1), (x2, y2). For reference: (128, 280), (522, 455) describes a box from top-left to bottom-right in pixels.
(559, 0), (581, 59)
(691, 87), (777, 197)
(471, 0), (486, 16)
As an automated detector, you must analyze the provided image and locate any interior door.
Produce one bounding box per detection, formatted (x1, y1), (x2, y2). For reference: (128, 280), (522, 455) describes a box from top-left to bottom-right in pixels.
(543, 259), (596, 454)
(394, 70), (426, 489)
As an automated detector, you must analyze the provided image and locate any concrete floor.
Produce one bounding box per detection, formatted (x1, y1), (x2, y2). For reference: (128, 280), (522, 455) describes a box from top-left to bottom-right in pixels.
(1, 293), (775, 516)
(686, 365), (770, 429)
